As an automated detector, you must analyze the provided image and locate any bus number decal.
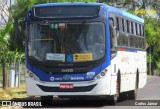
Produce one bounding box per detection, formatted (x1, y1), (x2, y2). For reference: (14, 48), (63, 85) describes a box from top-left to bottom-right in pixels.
(46, 53), (65, 61)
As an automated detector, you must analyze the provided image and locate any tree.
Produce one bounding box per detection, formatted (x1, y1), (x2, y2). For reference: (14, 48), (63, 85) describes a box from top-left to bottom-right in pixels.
(145, 17), (160, 75)
(0, 21), (12, 89)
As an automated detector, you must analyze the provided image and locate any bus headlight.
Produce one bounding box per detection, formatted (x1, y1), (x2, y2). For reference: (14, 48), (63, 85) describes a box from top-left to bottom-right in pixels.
(94, 69), (108, 80)
(100, 72), (106, 76)
(29, 72), (40, 81)
(29, 73), (34, 78)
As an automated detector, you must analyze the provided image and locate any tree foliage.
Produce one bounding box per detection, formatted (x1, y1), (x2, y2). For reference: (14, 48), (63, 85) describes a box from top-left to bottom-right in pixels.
(0, 20), (25, 89)
(0, 22), (12, 62)
(0, 21), (12, 89)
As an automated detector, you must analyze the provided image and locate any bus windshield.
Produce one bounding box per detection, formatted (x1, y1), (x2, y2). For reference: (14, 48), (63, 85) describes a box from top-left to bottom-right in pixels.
(28, 22), (105, 62)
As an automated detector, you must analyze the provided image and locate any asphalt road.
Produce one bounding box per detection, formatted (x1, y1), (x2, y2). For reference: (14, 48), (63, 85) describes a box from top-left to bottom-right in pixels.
(41, 76), (160, 109)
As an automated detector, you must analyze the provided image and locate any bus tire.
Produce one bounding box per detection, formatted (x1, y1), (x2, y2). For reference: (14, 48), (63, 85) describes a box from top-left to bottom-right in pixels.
(118, 92), (127, 101)
(128, 85), (137, 100)
(41, 96), (53, 106)
(107, 94), (118, 105)
(118, 72), (127, 101)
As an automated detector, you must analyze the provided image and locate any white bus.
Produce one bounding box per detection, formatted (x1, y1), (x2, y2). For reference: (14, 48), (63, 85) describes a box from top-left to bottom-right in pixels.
(24, 2), (147, 104)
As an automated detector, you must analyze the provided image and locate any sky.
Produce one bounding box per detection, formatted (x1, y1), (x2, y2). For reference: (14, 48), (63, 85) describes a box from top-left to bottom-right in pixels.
(7, 0), (14, 6)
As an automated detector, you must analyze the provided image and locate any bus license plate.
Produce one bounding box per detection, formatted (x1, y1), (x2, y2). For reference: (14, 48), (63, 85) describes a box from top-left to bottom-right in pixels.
(59, 84), (73, 89)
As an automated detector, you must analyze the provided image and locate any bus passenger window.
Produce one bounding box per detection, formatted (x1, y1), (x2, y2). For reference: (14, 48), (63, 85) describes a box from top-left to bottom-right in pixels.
(125, 35), (129, 47)
(140, 38), (143, 49)
(142, 25), (144, 37)
(139, 25), (142, 36)
(116, 17), (119, 31)
(126, 20), (129, 33)
(134, 37), (137, 48)
(109, 17), (114, 26)
(131, 22), (134, 34)
(135, 23), (138, 35)
(142, 38), (145, 49)
(140, 38), (143, 48)
(138, 37), (141, 48)
(109, 18), (114, 49)
(130, 36), (137, 48)
(133, 23), (136, 35)
(122, 19), (124, 32)
(137, 24), (140, 36)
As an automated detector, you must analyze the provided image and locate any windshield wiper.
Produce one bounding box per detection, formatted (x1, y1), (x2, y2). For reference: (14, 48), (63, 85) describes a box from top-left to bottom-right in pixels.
(29, 56), (43, 61)
(66, 47), (78, 53)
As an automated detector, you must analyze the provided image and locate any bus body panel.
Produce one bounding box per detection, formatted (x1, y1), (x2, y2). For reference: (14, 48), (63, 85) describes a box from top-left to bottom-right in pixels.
(110, 50), (147, 93)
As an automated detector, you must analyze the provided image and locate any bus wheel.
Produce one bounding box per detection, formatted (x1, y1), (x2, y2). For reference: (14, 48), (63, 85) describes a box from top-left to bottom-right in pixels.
(108, 94), (118, 105)
(118, 92), (127, 101)
(41, 96), (53, 106)
(128, 77), (138, 100)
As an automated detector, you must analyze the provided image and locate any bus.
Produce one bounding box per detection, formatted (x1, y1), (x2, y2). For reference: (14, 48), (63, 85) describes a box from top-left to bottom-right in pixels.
(24, 2), (147, 104)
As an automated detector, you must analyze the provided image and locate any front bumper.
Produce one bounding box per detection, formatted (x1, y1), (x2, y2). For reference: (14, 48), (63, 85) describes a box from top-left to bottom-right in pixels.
(26, 75), (111, 96)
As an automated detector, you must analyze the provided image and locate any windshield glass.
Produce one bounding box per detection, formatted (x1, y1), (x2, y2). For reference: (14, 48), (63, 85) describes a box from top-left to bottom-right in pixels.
(28, 22), (105, 62)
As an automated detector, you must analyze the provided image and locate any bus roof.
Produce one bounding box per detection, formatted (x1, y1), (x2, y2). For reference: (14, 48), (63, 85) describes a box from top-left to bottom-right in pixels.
(122, 11), (144, 23)
(34, 2), (102, 7)
(33, 2), (144, 23)
(106, 5), (144, 23)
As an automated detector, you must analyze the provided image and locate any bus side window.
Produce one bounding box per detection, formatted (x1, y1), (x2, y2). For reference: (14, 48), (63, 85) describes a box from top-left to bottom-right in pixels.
(140, 38), (143, 49)
(142, 25), (144, 37)
(137, 24), (140, 36)
(139, 24), (142, 36)
(133, 23), (136, 35)
(143, 38), (145, 49)
(126, 20), (129, 33)
(109, 17), (118, 56)
(137, 37), (141, 48)
(116, 17), (119, 31)
(109, 17), (114, 49)
(131, 22), (134, 34)
(135, 23), (138, 35)
(122, 19), (125, 32)
(109, 17), (114, 26)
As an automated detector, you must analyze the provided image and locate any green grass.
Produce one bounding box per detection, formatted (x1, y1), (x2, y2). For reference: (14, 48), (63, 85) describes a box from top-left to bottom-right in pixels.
(0, 85), (27, 100)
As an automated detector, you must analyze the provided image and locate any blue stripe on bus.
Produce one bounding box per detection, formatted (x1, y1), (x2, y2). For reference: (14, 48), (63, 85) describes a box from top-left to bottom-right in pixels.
(126, 49), (137, 52)
(27, 62), (103, 82)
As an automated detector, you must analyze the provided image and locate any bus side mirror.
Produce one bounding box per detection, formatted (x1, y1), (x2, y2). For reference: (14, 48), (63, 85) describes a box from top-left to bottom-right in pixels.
(18, 17), (26, 33)
(18, 17), (26, 23)
(15, 17), (26, 40)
